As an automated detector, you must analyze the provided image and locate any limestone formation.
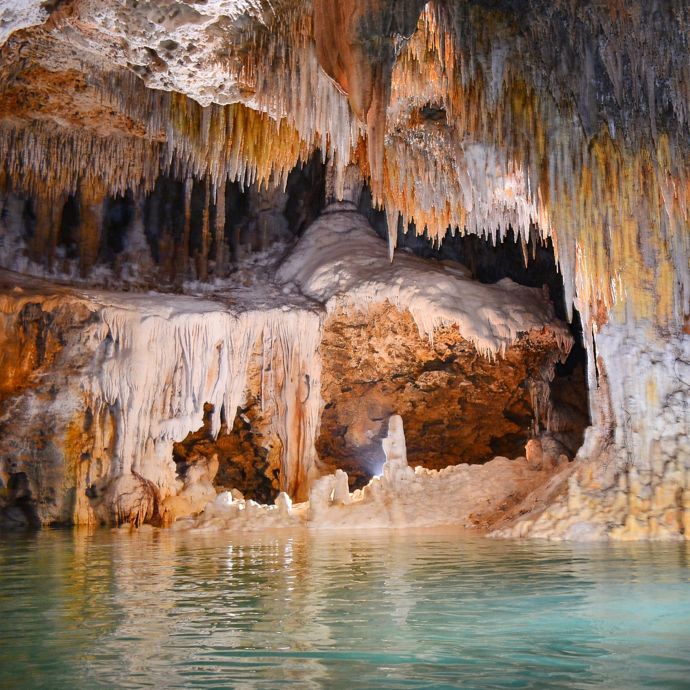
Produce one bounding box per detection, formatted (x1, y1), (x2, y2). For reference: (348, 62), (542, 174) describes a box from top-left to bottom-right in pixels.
(0, 207), (572, 529)
(0, 0), (687, 540)
(185, 413), (565, 532)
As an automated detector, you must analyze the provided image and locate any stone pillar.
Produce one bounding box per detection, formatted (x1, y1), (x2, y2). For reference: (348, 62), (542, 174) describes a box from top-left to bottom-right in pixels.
(125, 192), (153, 278)
(197, 178), (211, 282)
(213, 180), (227, 278)
(176, 176), (193, 287)
(78, 182), (106, 278)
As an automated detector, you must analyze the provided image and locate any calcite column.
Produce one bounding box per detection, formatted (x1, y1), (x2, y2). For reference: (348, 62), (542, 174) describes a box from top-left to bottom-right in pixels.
(213, 180), (227, 278)
(197, 179), (211, 282)
(176, 176), (193, 287)
(78, 182), (106, 278)
(506, 315), (690, 541)
(30, 193), (64, 271)
(125, 192), (154, 278)
(591, 319), (690, 540)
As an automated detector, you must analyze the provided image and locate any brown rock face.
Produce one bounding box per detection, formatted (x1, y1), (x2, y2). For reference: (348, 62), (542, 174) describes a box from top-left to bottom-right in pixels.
(0, 294), (98, 528)
(317, 304), (569, 489)
(0, 301), (66, 404)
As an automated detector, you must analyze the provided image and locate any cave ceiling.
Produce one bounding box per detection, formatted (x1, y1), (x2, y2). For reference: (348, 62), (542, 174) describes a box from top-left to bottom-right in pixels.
(0, 0), (688, 331)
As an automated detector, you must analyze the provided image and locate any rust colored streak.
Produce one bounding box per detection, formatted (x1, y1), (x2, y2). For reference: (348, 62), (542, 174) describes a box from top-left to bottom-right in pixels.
(313, 0), (425, 202)
(78, 181), (106, 278)
(313, 0), (378, 121)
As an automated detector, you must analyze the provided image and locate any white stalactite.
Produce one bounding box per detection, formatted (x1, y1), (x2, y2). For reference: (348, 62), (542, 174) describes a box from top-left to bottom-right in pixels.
(277, 206), (572, 358)
(80, 291), (324, 501)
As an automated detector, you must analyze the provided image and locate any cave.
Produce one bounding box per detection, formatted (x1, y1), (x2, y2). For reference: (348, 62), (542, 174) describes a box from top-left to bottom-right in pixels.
(0, 1), (689, 686)
(0, 0), (686, 542)
(314, 199), (591, 489)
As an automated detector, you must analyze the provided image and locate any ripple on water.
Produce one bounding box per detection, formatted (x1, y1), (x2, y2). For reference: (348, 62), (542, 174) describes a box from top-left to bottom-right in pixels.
(0, 529), (689, 689)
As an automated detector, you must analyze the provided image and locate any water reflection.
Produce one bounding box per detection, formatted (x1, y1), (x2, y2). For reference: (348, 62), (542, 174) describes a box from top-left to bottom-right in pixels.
(0, 529), (689, 689)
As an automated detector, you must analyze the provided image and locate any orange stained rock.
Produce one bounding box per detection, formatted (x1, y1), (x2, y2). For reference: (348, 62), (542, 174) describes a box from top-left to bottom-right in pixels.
(313, 0), (425, 203)
(313, 0), (380, 122)
(78, 180), (106, 278)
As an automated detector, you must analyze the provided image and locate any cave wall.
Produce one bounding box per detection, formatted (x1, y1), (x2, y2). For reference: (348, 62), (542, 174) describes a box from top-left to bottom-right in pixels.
(513, 322), (690, 541)
(317, 303), (579, 489)
(0, 293), (99, 528)
(0, 1), (687, 538)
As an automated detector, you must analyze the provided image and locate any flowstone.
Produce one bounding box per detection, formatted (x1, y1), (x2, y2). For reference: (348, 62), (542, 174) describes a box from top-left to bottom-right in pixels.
(187, 414), (560, 533)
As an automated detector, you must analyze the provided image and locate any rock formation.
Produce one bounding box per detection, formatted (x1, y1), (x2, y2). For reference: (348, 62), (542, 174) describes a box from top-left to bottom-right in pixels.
(0, 1), (687, 539)
(187, 413), (566, 533)
(0, 203), (572, 530)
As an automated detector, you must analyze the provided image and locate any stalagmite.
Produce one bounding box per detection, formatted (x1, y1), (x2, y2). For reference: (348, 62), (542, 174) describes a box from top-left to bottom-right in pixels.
(0, 194), (27, 272)
(381, 415), (413, 485)
(191, 409), (560, 532)
(123, 192), (153, 281)
(277, 206), (571, 357)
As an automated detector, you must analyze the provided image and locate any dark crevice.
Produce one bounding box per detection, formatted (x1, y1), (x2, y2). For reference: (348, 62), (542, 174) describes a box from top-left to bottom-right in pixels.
(173, 402), (278, 504)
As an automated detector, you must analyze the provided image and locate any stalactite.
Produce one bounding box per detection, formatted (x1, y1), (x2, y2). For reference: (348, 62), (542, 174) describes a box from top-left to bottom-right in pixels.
(0, 91), (312, 207)
(312, 0), (426, 204)
(377, 1), (690, 330)
(0, 122), (162, 200)
(0, 0), (686, 331)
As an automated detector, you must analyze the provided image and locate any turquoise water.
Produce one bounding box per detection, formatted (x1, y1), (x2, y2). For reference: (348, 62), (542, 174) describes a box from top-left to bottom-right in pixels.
(0, 529), (689, 689)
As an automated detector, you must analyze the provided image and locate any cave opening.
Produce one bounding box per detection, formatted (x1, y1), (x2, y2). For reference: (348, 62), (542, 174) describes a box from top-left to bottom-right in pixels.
(172, 401), (280, 508)
(0, 472), (41, 530)
(307, 189), (591, 491)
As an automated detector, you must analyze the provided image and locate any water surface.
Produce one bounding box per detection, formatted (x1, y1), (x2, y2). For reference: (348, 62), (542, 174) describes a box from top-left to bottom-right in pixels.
(1, 528), (689, 689)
